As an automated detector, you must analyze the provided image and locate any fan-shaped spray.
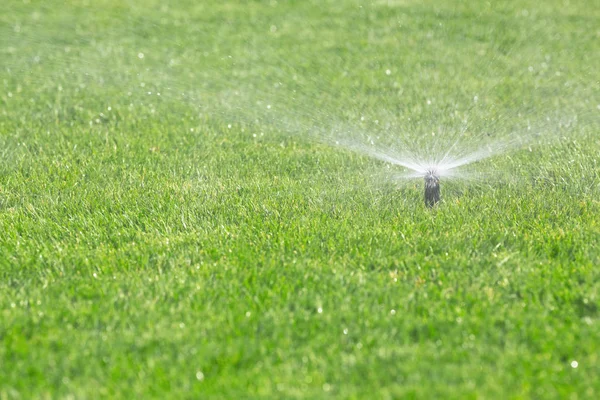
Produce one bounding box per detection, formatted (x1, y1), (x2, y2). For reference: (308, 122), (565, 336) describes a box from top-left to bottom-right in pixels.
(334, 132), (543, 207)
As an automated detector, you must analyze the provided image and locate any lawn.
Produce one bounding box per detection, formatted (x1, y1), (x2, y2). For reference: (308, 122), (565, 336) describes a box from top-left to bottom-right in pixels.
(1, 0), (599, 398)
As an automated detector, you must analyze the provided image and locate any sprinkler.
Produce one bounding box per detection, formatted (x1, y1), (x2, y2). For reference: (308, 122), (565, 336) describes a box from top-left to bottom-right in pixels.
(332, 114), (573, 208)
(424, 169), (440, 207)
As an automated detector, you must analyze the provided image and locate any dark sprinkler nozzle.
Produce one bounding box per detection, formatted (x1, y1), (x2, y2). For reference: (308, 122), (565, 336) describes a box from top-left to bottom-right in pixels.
(424, 171), (440, 207)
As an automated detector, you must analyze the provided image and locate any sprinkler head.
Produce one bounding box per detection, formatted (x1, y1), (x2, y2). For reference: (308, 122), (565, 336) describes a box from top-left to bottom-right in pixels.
(424, 170), (440, 207)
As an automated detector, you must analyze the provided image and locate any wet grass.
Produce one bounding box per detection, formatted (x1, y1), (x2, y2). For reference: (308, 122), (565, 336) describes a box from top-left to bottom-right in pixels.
(1, 0), (599, 398)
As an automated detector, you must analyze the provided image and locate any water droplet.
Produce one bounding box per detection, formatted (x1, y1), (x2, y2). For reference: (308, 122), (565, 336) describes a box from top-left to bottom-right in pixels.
(571, 360), (578, 368)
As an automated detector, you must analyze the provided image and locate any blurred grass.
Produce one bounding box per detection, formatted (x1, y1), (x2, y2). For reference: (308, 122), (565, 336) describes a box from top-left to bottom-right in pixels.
(1, 0), (599, 399)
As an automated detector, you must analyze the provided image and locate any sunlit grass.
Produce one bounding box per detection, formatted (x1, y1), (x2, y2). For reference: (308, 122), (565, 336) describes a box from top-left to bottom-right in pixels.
(1, 0), (599, 398)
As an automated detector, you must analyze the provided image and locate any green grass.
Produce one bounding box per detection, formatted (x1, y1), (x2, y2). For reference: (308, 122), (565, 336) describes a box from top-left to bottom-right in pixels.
(1, 0), (599, 398)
